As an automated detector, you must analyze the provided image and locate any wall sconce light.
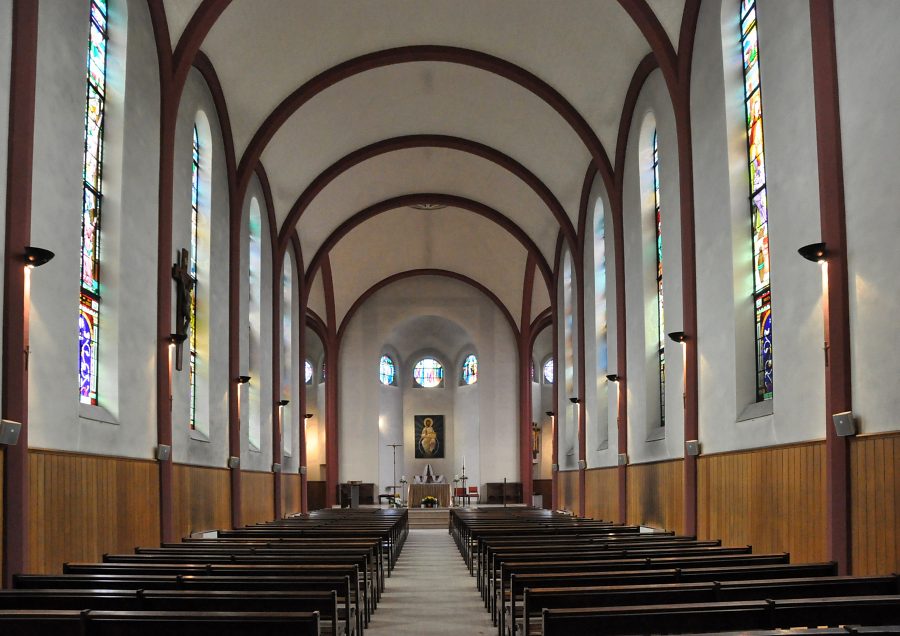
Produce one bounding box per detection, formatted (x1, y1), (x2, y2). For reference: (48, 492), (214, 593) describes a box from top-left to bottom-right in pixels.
(236, 375), (251, 384)
(24, 246), (55, 269)
(606, 374), (620, 382)
(304, 413), (314, 419)
(798, 242), (827, 263)
(278, 399), (290, 407)
(545, 411), (554, 417)
(568, 397), (580, 404)
(167, 333), (187, 347)
(668, 331), (687, 343)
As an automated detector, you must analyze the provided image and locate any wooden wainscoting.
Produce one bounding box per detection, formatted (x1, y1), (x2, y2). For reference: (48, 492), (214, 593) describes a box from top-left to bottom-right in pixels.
(28, 449), (160, 574)
(282, 473), (302, 516)
(698, 441), (826, 564)
(307, 481), (326, 511)
(241, 470), (275, 525)
(584, 467), (618, 522)
(850, 431), (900, 575)
(173, 463), (231, 538)
(559, 470), (580, 513)
(1, 447), (4, 578)
(533, 479), (552, 509)
(627, 459), (684, 532)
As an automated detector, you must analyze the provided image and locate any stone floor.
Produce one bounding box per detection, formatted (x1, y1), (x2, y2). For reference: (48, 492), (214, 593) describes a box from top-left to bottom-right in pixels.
(366, 529), (495, 635)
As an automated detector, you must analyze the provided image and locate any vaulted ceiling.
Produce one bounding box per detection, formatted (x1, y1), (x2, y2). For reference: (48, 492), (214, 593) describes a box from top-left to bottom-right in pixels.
(163, 0), (686, 326)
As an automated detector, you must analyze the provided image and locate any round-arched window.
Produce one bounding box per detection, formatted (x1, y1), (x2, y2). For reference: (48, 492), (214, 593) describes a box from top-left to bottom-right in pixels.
(461, 354), (478, 385)
(413, 357), (444, 388)
(542, 358), (555, 384)
(379, 355), (396, 386)
(304, 359), (313, 384)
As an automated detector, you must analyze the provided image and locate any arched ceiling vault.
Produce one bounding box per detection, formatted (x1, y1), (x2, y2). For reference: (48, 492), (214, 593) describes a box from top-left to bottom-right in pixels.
(162, 0), (687, 321)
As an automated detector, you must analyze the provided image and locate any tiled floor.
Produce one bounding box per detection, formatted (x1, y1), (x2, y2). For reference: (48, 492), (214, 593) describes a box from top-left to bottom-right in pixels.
(366, 529), (495, 635)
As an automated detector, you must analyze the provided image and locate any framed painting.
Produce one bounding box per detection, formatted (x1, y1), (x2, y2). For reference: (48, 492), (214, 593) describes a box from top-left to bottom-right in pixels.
(414, 414), (444, 458)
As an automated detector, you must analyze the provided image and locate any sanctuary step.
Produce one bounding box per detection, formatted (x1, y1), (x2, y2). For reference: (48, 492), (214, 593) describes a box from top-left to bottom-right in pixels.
(407, 508), (450, 529)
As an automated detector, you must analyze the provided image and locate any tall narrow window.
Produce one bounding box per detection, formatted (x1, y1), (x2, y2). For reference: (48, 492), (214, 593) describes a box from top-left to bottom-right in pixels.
(653, 130), (665, 426)
(189, 125), (200, 429)
(379, 355), (396, 386)
(741, 0), (773, 401)
(79, 0), (108, 405)
(543, 358), (555, 384)
(461, 354), (478, 385)
(248, 200), (262, 450)
(593, 203), (608, 375)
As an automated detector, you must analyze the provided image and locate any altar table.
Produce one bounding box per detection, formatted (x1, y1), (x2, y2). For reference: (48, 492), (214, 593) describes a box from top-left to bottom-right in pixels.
(407, 483), (452, 507)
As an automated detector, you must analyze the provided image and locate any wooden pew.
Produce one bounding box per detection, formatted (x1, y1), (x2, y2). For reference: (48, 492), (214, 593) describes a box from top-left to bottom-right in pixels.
(540, 596), (900, 635)
(520, 575), (900, 636)
(0, 610), (320, 636)
(0, 589), (339, 635)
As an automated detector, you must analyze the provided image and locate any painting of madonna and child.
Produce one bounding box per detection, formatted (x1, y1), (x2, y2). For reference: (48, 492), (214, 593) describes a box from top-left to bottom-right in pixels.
(414, 414), (444, 459)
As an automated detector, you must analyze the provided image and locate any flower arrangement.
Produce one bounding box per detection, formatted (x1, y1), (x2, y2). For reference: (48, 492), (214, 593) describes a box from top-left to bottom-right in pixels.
(420, 495), (439, 508)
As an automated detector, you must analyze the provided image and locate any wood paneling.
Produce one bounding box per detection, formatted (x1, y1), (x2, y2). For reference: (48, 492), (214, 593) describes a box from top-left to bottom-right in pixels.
(627, 459), (684, 533)
(27, 449), (160, 574)
(307, 481), (326, 511)
(584, 466), (618, 522)
(282, 473), (302, 516)
(241, 470), (274, 526)
(698, 442), (825, 564)
(559, 470), (579, 513)
(1, 447), (4, 578)
(850, 431), (900, 575)
(173, 463), (231, 538)
(533, 479), (552, 509)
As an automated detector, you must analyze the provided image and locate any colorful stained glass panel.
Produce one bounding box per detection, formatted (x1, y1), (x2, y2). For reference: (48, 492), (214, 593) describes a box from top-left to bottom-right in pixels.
(379, 355), (395, 386)
(305, 360), (313, 384)
(461, 354), (477, 385)
(79, 294), (99, 405)
(653, 130), (666, 426)
(543, 358), (554, 384)
(414, 358), (443, 388)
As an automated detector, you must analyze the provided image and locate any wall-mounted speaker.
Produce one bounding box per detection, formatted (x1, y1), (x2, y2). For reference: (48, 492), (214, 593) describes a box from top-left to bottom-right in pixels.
(685, 440), (701, 456)
(299, 466), (307, 475)
(617, 453), (628, 466)
(155, 444), (171, 461)
(551, 463), (559, 472)
(271, 463), (282, 473)
(227, 456), (240, 469)
(577, 459), (587, 470)
(0, 420), (22, 446)
(832, 411), (857, 437)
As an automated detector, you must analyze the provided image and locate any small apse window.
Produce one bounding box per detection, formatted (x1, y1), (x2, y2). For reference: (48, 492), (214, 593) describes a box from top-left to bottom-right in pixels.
(304, 359), (313, 384)
(414, 358), (443, 388)
(543, 358), (555, 384)
(379, 355), (395, 385)
(461, 354), (478, 385)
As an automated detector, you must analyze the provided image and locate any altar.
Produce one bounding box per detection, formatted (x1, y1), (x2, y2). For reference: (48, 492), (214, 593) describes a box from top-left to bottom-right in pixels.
(407, 483), (452, 508)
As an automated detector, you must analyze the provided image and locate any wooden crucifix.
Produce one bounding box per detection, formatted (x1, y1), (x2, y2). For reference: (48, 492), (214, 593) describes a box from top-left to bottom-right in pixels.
(172, 248), (195, 371)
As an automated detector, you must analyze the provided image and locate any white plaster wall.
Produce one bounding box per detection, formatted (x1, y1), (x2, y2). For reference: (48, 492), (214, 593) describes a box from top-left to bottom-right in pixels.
(688, 0), (825, 454)
(834, 1), (900, 435)
(28, 0), (160, 458)
(582, 177), (620, 468)
(170, 67), (230, 467)
(557, 250), (580, 470)
(338, 276), (518, 494)
(622, 70), (685, 464)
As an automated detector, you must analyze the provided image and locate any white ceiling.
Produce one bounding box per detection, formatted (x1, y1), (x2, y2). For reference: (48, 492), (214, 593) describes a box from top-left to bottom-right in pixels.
(163, 0), (684, 322)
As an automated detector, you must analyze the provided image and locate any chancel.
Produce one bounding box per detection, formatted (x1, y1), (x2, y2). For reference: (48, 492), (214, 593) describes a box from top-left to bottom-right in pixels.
(0, 1), (898, 634)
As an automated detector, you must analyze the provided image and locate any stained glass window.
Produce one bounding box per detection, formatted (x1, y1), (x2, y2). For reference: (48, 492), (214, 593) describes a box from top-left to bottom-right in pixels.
(461, 354), (478, 385)
(189, 125), (200, 430)
(379, 355), (395, 386)
(594, 204), (608, 375)
(413, 358), (443, 388)
(543, 358), (554, 384)
(741, 0), (773, 400)
(305, 359), (313, 385)
(653, 130), (666, 426)
(79, 0), (108, 405)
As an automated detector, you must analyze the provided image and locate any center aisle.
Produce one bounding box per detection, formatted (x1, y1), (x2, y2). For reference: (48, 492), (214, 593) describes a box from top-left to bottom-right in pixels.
(367, 528), (494, 635)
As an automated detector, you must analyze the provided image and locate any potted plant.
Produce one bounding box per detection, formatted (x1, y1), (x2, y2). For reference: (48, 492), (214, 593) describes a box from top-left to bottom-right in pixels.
(420, 495), (438, 508)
